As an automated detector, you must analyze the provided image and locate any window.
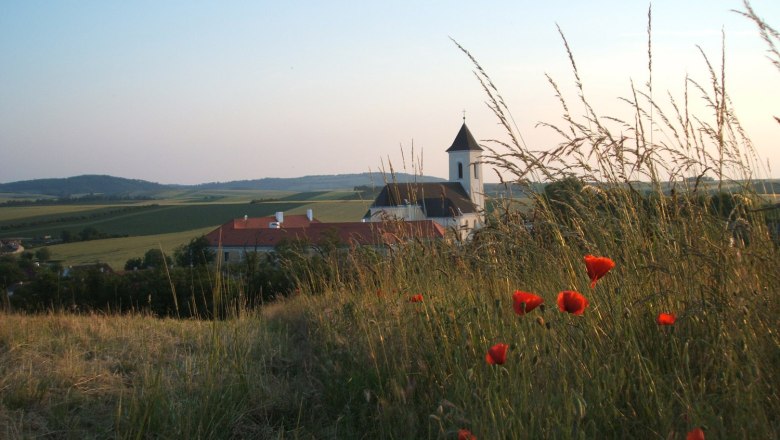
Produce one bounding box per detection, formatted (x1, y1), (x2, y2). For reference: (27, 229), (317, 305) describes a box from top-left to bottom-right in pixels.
(224, 252), (230, 262)
(458, 162), (463, 179)
(473, 163), (478, 179)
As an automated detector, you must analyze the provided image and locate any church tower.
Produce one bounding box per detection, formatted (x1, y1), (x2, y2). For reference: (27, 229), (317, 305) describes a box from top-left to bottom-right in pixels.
(446, 122), (484, 212)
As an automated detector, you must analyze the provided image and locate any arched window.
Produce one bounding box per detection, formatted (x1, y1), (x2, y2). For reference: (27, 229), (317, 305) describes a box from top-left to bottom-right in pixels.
(458, 162), (463, 179)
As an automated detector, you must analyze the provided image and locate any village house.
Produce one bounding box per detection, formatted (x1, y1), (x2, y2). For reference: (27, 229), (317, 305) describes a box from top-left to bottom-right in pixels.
(205, 210), (446, 263)
(205, 121), (485, 262)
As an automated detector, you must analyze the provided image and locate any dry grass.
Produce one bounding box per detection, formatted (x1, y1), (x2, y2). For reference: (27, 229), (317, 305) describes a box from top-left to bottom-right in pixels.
(0, 309), (315, 439)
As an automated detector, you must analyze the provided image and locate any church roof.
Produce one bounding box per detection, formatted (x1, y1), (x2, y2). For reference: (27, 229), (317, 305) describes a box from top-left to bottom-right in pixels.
(370, 182), (477, 217)
(445, 123), (483, 152)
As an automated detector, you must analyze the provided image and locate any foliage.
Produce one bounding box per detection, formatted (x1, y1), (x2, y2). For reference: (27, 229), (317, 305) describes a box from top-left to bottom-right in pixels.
(124, 257), (143, 271)
(33, 247), (50, 262)
(173, 235), (215, 268)
(141, 249), (172, 270)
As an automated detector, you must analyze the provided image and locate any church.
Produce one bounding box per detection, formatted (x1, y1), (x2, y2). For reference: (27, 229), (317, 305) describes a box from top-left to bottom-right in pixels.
(364, 121), (485, 239)
(205, 121), (485, 261)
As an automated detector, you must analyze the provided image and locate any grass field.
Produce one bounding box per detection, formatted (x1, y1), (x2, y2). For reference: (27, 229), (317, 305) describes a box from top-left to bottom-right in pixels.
(278, 190), (367, 202)
(288, 200), (372, 222)
(0, 189), (374, 268)
(45, 226), (217, 269)
(152, 188), (297, 203)
(1, 202), (308, 238)
(0, 204), (136, 223)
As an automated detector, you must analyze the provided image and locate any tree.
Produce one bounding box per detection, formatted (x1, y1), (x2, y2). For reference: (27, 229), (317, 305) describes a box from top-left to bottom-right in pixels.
(61, 230), (74, 243)
(34, 247), (51, 262)
(174, 235), (215, 267)
(543, 176), (584, 209)
(0, 261), (25, 289)
(124, 257), (143, 271)
(79, 227), (101, 241)
(142, 249), (172, 270)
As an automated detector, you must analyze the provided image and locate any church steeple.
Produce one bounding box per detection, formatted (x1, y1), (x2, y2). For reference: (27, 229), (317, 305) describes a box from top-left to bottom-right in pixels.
(446, 122), (483, 152)
(447, 122), (484, 213)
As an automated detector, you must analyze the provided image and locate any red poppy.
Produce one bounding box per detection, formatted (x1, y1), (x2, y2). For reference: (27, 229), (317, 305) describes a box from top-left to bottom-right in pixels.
(485, 343), (509, 365)
(584, 255), (615, 288)
(409, 294), (423, 303)
(457, 428), (477, 440)
(512, 290), (544, 315)
(656, 313), (676, 325)
(686, 427), (705, 440)
(557, 290), (589, 315)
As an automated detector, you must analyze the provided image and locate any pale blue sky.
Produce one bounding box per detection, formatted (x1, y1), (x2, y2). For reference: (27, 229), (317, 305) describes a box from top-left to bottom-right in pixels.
(1, 1), (778, 184)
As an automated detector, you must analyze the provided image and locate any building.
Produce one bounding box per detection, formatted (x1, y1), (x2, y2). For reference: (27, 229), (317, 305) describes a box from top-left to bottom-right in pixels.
(205, 210), (446, 263)
(365, 121), (485, 238)
(205, 121), (484, 262)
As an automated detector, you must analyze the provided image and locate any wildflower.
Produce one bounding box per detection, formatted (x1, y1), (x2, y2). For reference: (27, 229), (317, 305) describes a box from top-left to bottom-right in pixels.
(584, 255), (615, 288)
(557, 290), (589, 315)
(485, 343), (509, 365)
(686, 427), (705, 440)
(512, 290), (544, 315)
(457, 428), (477, 440)
(409, 294), (423, 303)
(656, 313), (676, 325)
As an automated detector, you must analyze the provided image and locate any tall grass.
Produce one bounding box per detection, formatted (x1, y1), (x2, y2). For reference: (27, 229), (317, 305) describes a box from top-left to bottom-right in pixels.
(271, 2), (780, 438)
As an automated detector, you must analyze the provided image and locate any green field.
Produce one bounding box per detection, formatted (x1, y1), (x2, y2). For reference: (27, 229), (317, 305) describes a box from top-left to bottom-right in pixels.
(288, 200), (372, 222)
(47, 227), (217, 269)
(1, 202), (304, 238)
(0, 204), (140, 223)
(0, 189), (374, 269)
(151, 188), (298, 203)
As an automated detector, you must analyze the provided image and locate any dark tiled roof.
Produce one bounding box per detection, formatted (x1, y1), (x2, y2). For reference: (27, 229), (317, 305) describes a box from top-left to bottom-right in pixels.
(445, 123), (482, 152)
(205, 219), (446, 248)
(370, 182), (476, 217)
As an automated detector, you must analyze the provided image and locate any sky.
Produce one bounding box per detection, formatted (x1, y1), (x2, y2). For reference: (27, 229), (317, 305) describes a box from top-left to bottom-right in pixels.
(1, 0), (779, 185)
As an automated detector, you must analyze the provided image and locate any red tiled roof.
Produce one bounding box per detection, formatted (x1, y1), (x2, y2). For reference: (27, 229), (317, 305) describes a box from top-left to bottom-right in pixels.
(206, 217), (445, 248)
(231, 214), (319, 229)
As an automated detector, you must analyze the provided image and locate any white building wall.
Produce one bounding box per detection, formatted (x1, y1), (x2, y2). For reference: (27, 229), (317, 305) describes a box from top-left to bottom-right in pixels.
(448, 150), (484, 212)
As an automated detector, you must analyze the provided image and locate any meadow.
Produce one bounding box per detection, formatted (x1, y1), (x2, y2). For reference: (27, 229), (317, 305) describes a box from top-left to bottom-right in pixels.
(2, 3), (780, 439)
(0, 189), (374, 269)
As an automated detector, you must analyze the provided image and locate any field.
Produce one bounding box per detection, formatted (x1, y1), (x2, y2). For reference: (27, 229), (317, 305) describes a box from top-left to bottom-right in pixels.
(45, 227), (217, 269)
(0, 189), (373, 269)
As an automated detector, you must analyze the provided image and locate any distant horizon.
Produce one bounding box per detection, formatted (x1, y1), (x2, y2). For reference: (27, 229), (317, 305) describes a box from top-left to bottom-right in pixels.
(2, 171), (778, 190)
(0, 170), (451, 187)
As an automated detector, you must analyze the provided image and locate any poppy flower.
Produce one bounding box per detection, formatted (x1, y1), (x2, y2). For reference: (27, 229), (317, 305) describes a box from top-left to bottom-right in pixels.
(557, 290), (589, 315)
(686, 427), (705, 440)
(512, 290), (544, 315)
(485, 343), (509, 365)
(457, 428), (477, 440)
(409, 294), (423, 303)
(656, 313), (676, 325)
(584, 255), (615, 288)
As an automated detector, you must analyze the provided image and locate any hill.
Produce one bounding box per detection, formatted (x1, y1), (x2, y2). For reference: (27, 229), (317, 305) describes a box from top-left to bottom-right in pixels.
(0, 175), (173, 197)
(195, 172), (446, 192)
(0, 173), (446, 197)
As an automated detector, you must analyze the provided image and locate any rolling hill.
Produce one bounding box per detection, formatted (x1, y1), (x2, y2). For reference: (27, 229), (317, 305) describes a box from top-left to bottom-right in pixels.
(0, 173), (446, 197)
